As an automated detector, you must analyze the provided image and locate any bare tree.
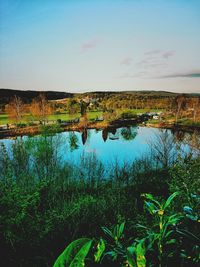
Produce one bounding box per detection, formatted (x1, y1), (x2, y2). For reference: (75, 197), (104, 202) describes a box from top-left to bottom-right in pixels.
(148, 129), (178, 168)
(30, 94), (52, 124)
(191, 97), (200, 122)
(175, 94), (186, 123)
(5, 95), (24, 122)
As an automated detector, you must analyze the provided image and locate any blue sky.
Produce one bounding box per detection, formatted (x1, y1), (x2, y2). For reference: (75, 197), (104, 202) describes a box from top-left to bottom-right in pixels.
(0, 0), (200, 93)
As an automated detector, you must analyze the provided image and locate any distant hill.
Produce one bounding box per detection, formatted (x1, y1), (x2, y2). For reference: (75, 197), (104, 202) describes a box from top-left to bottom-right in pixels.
(80, 90), (179, 98)
(0, 89), (74, 104)
(0, 88), (199, 105)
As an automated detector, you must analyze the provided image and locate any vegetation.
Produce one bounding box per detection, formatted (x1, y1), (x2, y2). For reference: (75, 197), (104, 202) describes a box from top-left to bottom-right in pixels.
(54, 192), (200, 267)
(0, 127), (199, 266)
(0, 90), (199, 130)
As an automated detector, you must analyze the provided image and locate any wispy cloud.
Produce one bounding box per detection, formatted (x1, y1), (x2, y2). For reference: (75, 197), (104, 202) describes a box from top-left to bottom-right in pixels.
(120, 57), (133, 66)
(80, 38), (101, 53)
(162, 50), (175, 59)
(118, 71), (149, 79)
(144, 49), (161, 55)
(136, 49), (175, 71)
(137, 59), (166, 69)
(143, 63), (167, 69)
(157, 70), (200, 78)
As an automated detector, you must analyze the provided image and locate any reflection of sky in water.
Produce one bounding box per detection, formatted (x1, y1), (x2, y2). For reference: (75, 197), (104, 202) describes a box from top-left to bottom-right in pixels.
(0, 127), (193, 165)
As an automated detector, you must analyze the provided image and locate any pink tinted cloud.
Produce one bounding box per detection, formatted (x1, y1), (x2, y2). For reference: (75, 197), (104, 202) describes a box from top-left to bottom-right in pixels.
(81, 38), (101, 53)
(162, 50), (175, 59)
(120, 57), (133, 66)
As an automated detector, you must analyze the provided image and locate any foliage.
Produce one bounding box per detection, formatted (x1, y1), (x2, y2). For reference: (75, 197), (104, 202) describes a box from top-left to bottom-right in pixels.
(0, 131), (199, 266)
(140, 192), (182, 266)
(53, 192), (200, 267)
(53, 238), (92, 267)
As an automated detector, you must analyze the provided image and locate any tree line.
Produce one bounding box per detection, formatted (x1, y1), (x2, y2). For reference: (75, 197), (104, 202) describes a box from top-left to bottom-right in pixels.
(3, 93), (200, 124)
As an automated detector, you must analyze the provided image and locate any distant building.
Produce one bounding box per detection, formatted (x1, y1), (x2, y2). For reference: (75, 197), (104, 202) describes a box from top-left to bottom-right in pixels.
(153, 115), (159, 120)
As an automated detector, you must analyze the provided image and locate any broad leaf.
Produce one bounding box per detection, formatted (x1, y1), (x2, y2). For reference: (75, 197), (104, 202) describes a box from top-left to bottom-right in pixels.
(53, 238), (92, 267)
(163, 192), (179, 210)
(69, 240), (92, 267)
(136, 242), (146, 267)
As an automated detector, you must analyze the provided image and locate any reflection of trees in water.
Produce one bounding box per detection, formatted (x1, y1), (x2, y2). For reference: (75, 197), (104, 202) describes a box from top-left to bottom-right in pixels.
(102, 127), (119, 141)
(81, 129), (88, 145)
(183, 131), (200, 154)
(120, 127), (137, 141)
(102, 129), (108, 142)
(68, 132), (79, 151)
(149, 129), (178, 168)
(102, 127), (138, 142)
(110, 128), (117, 135)
(172, 129), (200, 155)
(173, 130), (186, 142)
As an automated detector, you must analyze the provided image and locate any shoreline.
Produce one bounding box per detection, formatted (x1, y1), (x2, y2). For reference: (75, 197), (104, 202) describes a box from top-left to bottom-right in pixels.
(145, 122), (200, 133)
(0, 120), (200, 139)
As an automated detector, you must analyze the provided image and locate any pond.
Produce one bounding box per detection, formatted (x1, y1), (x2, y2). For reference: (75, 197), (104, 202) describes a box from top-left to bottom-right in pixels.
(1, 126), (199, 165)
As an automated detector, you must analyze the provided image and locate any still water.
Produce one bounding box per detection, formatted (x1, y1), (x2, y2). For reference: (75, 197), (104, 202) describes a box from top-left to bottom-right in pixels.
(1, 126), (197, 165)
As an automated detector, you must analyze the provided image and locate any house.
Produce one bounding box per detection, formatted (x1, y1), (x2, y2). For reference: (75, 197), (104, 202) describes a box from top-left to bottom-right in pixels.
(153, 115), (159, 120)
(0, 124), (8, 130)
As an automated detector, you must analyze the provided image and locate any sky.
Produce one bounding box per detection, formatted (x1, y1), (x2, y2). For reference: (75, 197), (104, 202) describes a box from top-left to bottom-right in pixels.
(0, 0), (200, 93)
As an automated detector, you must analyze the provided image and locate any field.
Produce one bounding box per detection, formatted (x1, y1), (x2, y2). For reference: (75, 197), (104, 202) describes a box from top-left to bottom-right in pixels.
(0, 109), (164, 125)
(0, 111), (103, 125)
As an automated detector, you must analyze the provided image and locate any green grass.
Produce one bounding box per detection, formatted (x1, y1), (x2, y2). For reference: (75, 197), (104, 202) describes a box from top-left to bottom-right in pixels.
(4, 109), (200, 127)
(0, 114), (9, 125)
(0, 111), (104, 125)
(48, 111), (103, 121)
(47, 113), (79, 121)
(116, 108), (164, 116)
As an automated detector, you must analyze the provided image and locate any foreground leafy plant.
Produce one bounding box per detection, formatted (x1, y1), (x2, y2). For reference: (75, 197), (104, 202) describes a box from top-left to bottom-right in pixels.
(53, 238), (92, 267)
(179, 193), (200, 265)
(140, 192), (182, 266)
(102, 222), (146, 267)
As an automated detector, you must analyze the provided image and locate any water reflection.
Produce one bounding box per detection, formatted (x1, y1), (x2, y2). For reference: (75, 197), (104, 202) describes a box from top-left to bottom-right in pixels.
(102, 129), (108, 142)
(102, 127), (119, 141)
(101, 127), (138, 142)
(81, 128), (88, 145)
(1, 126), (199, 166)
(173, 130), (186, 142)
(120, 127), (137, 141)
(68, 132), (79, 151)
(172, 129), (200, 154)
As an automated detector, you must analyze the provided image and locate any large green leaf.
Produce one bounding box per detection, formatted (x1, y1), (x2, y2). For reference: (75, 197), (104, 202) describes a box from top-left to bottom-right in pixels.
(163, 192), (179, 210)
(69, 240), (92, 267)
(136, 242), (146, 267)
(53, 238), (92, 267)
